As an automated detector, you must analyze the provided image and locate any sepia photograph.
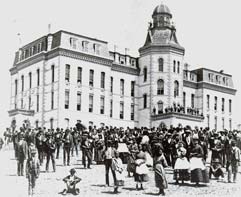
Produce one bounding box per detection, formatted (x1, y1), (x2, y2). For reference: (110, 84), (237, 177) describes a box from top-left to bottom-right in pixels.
(0, 0), (241, 196)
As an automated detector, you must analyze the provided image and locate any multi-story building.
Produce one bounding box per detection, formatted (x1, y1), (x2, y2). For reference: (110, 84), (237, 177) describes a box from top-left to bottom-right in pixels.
(8, 3), (236, 130)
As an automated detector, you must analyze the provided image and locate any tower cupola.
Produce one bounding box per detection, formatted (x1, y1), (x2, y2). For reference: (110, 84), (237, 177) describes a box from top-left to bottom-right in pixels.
(152, 4), (172, 28)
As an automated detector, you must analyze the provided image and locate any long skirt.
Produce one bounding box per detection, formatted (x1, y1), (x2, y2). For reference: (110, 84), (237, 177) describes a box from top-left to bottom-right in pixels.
(155, 164), (168, 189)
(190, 157), (209, 183)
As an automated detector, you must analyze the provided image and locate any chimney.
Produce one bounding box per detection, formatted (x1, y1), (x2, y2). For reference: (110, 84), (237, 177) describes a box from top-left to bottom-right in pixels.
(47, 24), (53, 51)
(114, 45), (119, 63)
(125, 48), (130, 66)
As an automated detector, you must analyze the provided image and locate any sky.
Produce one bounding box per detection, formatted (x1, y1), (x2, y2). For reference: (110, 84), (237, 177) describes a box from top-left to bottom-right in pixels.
(0, 0), (240, 133)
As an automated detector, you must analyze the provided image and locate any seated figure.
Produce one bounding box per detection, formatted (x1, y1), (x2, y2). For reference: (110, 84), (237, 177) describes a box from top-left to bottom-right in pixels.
(61, 168), (81, 195)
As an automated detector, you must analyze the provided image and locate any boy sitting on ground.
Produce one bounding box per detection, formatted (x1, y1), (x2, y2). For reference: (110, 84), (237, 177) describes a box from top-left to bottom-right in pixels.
(61, 168), (81, 195)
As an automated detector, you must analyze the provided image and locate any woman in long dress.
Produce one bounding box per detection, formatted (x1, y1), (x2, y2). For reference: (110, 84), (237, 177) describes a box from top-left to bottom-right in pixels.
(173, 141), (190, 184)
(134, 144), (149, 190)
(153, 144), (168, 196)
(190, 138), (209, 185)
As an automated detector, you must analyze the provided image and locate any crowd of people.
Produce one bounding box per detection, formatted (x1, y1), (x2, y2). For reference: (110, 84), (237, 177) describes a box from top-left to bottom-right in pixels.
(1, 123), (241, 196)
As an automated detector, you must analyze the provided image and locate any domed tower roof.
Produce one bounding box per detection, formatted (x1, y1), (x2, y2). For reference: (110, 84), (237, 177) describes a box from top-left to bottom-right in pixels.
(152, 3), (172, 17)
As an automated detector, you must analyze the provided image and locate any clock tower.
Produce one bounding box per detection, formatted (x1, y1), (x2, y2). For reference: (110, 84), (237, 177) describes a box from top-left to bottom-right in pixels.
(137, 3), (185, 128)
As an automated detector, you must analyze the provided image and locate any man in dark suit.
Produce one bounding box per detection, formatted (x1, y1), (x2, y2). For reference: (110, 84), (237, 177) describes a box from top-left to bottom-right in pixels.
(81, 131), (92, 169)
(55, 128), (62, 159)
(62, 129), (73, 166)
(45, 133), (56, 172)
(16, 132), (28, 176)
(182, 129), (193, 160)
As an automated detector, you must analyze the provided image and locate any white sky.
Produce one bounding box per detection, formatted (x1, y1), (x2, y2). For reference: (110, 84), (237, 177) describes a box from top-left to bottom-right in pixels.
(0, 0), (240, 133)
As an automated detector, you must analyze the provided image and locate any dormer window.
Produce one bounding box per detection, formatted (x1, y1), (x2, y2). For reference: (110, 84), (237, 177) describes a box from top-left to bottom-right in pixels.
(93, 43), (100, 55)
(70, 37), (77, 49)
(82, 41), (89, 52)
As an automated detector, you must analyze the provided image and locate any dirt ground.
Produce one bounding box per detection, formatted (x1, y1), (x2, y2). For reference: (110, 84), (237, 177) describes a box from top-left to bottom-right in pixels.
(0, 145), (241, 197)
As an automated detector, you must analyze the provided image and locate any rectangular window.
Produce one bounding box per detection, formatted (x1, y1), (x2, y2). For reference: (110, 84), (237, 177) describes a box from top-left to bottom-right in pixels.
(143, 94), (147, 109)
(21, 75), (24, 91)
(77, 67), (82, 83)
(51, 91), (54, 110)
(36, 94), (39, 112)
(50, 118), (54, 129)
(229, 119), (232, 130)
(222, 117), (225, 130)
(101, 72), (105, 89)
(229, 99), (232, 113)
(131, 104), (134, 120)
(28, 96), (31, 110)
(51, 65), (55, 83)
(214, 116), (217, 130)
(37, 69), (40, 86)
(89, 94), (93, 112)
(65, 90), (69, 109)
(15, 79), (18, 96)
(21, 98), (23, 109)
(207, 115), (210, 128)
(191, 94), (195, 108)
(222, 98), (225, 112)
(110, 77), (113, 93)
(131, 81), (135, 97)
(65, 64), (70, 82)
(120, 79), (124, 95)
(214, 96), (217, 111)
(100, 96), (105, 114)
(183, 92), (186, 108)
(207, 95), (210, 109)
(89, 69), (94, 87)
(29, 72), (32, 88)
(110, 99), (113, 117)
(77, 92), (81, 111)
(120, 102), (124, 119)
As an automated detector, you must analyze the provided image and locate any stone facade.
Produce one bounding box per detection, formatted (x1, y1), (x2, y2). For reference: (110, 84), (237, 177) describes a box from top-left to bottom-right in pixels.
(8, 4), (236, 130)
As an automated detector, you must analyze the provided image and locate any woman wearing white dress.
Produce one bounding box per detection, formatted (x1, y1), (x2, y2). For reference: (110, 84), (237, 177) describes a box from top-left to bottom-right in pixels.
(173, 141), (190, 184)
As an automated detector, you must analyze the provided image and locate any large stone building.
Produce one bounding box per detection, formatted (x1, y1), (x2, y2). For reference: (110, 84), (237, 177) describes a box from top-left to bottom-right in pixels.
(8, 4), (236, 130)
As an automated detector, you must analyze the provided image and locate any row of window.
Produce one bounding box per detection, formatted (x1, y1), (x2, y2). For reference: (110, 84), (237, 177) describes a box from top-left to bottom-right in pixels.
(19, 42), (44, 61)
(143, 58), (180, 82)
(15, 69), (40, 95)
(207, 115), (232, 130)
(69, 37), (101, 55)
(208, 73), (229, 86)
(64, 90), (135, 120)
(65, 65), (135, 96)
(206, 95), (232, 113)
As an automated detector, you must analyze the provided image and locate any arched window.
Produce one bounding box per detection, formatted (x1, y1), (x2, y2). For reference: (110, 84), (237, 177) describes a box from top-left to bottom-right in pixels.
(174, 80), (179, 97)
(177, 61), (180, 73)
(173, 60), (176, 73)
(158, 58), (164, 72)
(157, 79), (164, 95)
(157, 101), (164, 114)
(143, 67), (147, 82)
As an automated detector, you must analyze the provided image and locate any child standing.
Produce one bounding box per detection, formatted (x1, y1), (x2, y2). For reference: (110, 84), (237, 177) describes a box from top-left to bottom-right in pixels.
(26, 147), (40, 197)
(111, 151), (124, 194)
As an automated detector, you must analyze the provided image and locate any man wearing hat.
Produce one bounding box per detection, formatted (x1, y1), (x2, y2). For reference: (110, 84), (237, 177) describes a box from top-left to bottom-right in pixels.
(81, 131), (92, 168)
(45, 133), (56, 172)
(227, 140), (240, 183)
(62, 129), (73, 166)
(26, 147), (40, 197)
(61, 168), (81, 195)
(16, 132), (28, 176)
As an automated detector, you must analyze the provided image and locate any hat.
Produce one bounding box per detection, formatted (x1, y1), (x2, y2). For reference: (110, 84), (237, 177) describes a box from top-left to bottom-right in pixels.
(70, 168), (76, 174)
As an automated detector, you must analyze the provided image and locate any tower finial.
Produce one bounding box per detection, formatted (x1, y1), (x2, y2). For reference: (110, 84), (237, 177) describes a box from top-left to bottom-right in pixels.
(17, 33), (22, 48)
(48, 23), (51, 34)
